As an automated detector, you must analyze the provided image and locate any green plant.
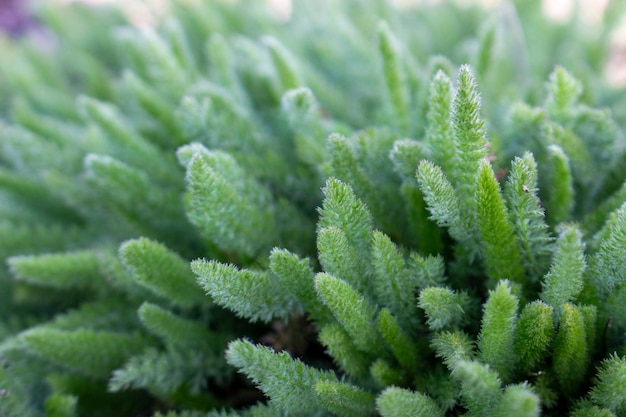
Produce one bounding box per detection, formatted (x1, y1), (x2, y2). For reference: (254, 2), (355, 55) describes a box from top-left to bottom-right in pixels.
(1, 0), (626, 416)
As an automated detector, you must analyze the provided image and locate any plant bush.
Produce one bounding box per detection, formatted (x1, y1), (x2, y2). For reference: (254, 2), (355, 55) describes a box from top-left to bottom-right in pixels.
(1, 0), (626, 416)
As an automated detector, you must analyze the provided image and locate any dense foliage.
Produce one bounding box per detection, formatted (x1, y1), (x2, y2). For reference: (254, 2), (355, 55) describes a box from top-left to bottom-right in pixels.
(1, 0), (626, 416)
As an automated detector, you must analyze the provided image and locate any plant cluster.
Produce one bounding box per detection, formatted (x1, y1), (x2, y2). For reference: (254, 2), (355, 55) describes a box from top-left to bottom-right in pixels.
(0, 1), (626, 416)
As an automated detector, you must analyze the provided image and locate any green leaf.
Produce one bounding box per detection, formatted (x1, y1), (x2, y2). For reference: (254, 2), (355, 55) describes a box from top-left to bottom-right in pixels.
(372, 231), (425, 325)
(376, 387), (444, 417)
(475, 19), (497, 78)
(378, 21), (409, 131)
(269, 248), (331, 323)
(376, 309), (418, 369)
(77, 96), (177, 186)
(540, 225), (586, 311)
(123, 71), (184, 144)
(84, 154), (185, 239)
(109, 346), (230, 398)
(546, 66), (582, 121)
(418, 287), (468, 331)
(451, 360), (502, 416)
(590, 354), (626, 415)
(451, 65), (488, 225)
(431, 331), (475, 371)
(8, 250), (101, 290)
(476, 161), (525, 286)
(416, 160), (467, 242)
(552, 303), (588, 395)
(137, 303), (213, 349)
(182, 148), (278, 258)
(120, 238), (207, 307)
(390, 139), (428, 180)
(318, 177), (374, 294)
(319, 323), (371, 379)
(370, 358), (406, 388)
(504, 152), (553, 279)
(264, 37), (302, 91)
(478, 280), (519, 381)
(21, 328), (150, 379)
(424, 70), (455, 174)
(570, 401), (616, 417)
(192, 260), (294, 323)
(315, 273), (384, 356)
(514, 301), (554, 371)
(206, 34), (242, 98)
(586, 203), (626, 299)
(544, 144), (574, 226)
(225, 340), (337, 414)
(44, 393), (78, 417)
(490, 383), (540, 417)
(315, 380), (377, 417)
(317, 226), (361, 293)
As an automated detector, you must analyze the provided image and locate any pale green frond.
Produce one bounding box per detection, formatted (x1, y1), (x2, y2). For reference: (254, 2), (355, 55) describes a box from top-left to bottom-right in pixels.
(206, 34), (242, 98)
(324, 134), (373, 208)
(77, 96), (177, 186)
(474, 19), (497, 78)
(46, 298), (140, 332)
(580, 304), (598, 357)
